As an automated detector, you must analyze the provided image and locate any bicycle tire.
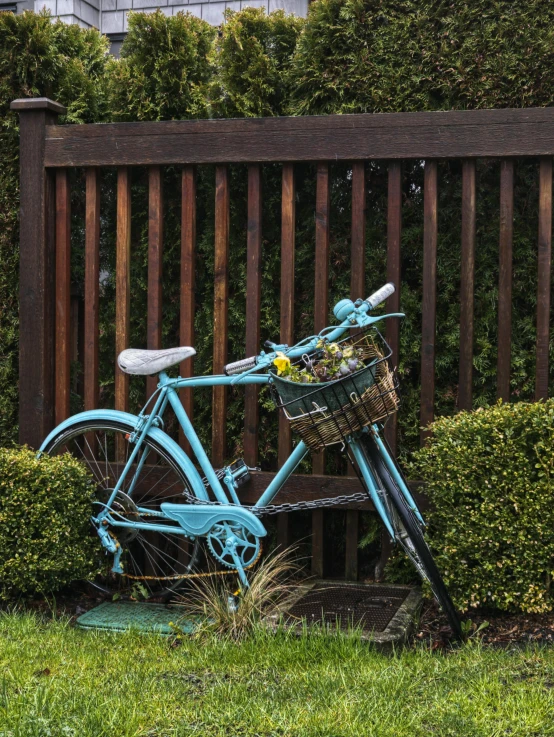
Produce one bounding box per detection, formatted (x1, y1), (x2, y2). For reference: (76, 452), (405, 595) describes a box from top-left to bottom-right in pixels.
(357, 434), (464, 640)
(44, 419), (202, 599)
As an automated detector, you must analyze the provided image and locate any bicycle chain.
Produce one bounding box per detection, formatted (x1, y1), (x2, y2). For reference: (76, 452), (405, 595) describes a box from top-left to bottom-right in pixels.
(103, 479), (369, 584)
(108, 529), (263, 582)
(180, 486), (370, 516)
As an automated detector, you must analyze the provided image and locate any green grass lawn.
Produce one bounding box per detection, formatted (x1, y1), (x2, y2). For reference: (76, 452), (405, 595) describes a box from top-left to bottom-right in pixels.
(1, 611), (554, 737)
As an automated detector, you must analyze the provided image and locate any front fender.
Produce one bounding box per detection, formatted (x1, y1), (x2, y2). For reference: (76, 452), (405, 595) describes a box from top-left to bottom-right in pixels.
(39, 409), (209, 502)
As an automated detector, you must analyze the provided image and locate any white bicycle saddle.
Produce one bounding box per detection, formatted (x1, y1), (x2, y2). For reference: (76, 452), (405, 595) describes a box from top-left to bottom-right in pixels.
(117, 346), (196, 376)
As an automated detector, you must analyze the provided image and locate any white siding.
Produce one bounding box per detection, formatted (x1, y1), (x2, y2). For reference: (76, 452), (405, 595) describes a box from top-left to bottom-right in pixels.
(30, 0), (308, 39)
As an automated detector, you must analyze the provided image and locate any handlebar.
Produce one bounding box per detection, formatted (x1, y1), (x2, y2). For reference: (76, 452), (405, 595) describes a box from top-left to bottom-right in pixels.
(224, 356), (258, 376)
(223, 282), (402, 378)
(366, 282), (395, 309)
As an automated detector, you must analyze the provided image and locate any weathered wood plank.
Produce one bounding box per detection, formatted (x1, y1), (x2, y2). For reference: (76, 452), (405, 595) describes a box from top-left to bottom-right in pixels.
(212, 165), (230, 468)
(147, 166), (163, 401)
(536, 157), (552, 401)
(277, 163), (296, 548)
(311, 508), (324, 575)
(497, 160), (514, 402)
(384, 161), (402, 455)
(312, 162), (330, 575)
(79, 459), (428, 511)
(346, 161), (366, 580)
(345, 509), (359, 581)
(458, 160), (476, 412)
(420, 161), (438, 445)
(46, 107), (554, 139)
(103, 465), (417, 510)
(245, 473), (426, 509)
(246, 472), (376, 508)
(13, 99), (65, 447)
(179, 166), (196, 453)
(313, 162), (330, 387)
(45, 108), (554, 167)
(244, 164), (262, 467)
(115, 167), (131, 418)
(350, 162), (366, 298)
(55, 168), (71, 425)
(84, 168), (100, 412)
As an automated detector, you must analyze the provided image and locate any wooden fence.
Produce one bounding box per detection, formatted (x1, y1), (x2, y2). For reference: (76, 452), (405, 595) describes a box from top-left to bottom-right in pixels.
(12, 98), (554, 580)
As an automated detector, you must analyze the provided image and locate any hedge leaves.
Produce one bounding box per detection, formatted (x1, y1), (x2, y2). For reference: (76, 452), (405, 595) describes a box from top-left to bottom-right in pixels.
(413, 401), (554, 613)
(0, 447), (97, 597)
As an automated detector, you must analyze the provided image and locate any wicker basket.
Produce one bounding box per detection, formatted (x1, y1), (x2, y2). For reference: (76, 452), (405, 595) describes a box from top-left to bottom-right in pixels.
(271, 332), (400, 452)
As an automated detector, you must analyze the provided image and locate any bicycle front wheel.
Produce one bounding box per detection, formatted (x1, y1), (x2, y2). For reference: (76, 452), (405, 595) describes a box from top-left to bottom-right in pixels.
(43, 419), (201, 599)
(356, 435), (463, 640)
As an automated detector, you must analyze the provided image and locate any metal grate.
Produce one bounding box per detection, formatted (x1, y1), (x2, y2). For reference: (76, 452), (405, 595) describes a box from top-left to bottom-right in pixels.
(76, 601), (198, 635)
(285, 584), (410, 633)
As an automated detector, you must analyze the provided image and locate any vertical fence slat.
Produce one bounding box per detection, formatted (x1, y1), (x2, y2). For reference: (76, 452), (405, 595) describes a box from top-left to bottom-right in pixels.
(312, 162), (330, 576)
(345, 161), (366, 581)
(384, 161), (402, 455)
(458, 160), (476, 412)
(212, 165), (230, 468)
(350, 162), (366, 296)
(147, 166), (163, 401)
(277, 163), (295, 548)
(55, 168), (71, 424)
(244, 164), (262, 467)
(420, 160), (438, 445)
(378, 160), (403, 579)
(84, 168), (100, 412)
(180, 166), (196, 453)
(115, 167), (131, 418)
(536, 157), (552, 400)
(497, 159), (514, 401)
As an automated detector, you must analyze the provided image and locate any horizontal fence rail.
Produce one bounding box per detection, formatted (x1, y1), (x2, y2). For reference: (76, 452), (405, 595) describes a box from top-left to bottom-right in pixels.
(12, 98), (554, 581)
(41, 108), (554, 166)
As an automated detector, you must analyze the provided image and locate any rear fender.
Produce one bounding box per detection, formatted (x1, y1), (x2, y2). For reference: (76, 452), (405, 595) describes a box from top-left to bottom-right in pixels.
(39, 409), (209, 502)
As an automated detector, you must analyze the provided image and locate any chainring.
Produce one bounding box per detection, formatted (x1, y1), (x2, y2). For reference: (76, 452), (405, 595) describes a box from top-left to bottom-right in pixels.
(206, 522), (261, 570)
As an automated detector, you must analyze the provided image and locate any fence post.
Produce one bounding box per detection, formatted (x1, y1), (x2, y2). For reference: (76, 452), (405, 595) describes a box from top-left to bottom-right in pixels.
(11, 98), (66, 449)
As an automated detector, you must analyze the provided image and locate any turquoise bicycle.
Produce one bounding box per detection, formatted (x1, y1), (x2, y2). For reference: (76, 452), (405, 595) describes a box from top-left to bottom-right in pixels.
(40, 283), (463, 639)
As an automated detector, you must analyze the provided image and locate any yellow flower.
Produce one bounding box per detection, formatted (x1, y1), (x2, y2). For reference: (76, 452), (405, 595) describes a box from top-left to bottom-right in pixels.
(273, 352), (291, 376)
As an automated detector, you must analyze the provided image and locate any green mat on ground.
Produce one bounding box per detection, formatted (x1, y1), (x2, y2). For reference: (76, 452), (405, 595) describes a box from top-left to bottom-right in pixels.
(76, 601), (199, 635)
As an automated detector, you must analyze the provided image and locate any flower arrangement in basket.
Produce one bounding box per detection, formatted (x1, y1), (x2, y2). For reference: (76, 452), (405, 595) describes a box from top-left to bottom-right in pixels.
(270, 332), (400, 452)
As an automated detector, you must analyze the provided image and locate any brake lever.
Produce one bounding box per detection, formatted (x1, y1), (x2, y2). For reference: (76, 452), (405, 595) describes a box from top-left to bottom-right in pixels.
(229, 352), (273, 385)
(355, 312), (405, 327)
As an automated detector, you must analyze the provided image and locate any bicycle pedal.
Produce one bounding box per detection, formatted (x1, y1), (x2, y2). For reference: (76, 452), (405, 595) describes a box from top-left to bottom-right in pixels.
(227, 459), (251, 488)
(202, 459), (252, 490)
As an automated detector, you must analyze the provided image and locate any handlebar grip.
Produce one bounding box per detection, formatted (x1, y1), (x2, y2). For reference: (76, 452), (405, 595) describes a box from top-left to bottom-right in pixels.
(224, 356), (258, 376)
(365, 282), (395, 309)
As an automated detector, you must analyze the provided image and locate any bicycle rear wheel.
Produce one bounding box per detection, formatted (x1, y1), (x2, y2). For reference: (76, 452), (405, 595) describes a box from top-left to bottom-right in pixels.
(43, 419), (201, 599)
(356, 434), (463, 640)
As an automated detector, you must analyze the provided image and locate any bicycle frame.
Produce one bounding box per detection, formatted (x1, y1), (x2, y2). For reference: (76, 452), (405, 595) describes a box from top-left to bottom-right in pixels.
(97, 366), (423, 543)
(38, 283), (435, 592)
(40, 282), (463, 633)
(72, 291), (406, 530)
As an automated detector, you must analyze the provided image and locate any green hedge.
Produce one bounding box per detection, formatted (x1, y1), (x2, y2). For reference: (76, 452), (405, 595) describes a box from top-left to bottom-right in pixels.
(0, 447), (98, 598)
(210, 8), (303, 118)
(108, 10), (215, 122)
(289, 0), (554, 116)
(1, 3), (554, 465)
(0, 10), (109, 444)
(412, 401), (554, 613)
